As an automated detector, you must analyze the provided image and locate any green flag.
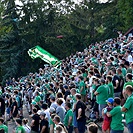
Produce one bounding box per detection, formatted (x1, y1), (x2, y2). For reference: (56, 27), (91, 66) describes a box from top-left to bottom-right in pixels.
(28, 45), (61, 67)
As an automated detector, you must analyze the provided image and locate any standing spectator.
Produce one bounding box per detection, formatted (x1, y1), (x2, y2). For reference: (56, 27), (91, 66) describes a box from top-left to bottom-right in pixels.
(123, 73), (133, 99)
(0, 118), (8, 133)
(111, 69), (121, 97)
(78, 76), (86, 102)
(75, 94), (86, 133)
(40, 112), (49, 133)
(50, 114), (56, 133)
(53, 115), (68, 133)
(67, 88), (78, 133)
(107, 97), (124, 133)
(102, 98), (114, 133)
(13, 118), (25, 133)
(122, 85), (133, 133)
(0, 95), (5, 117)
(41, 103), (50, 123)
(106, 75), (114, 98)
(64, 102), (73, 133)
(94, 79), (109, 120)
(11, 97), (18, 120)
(56, 98), (66, 123)
(124, 61), (132, 74)
(22, 118), (31, 133)
(49, 95), (58, 110)
(30, 108), (40, 133)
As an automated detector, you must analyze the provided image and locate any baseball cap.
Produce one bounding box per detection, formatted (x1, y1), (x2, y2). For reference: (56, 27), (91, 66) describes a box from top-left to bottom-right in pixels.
(106, 98), (114, 104)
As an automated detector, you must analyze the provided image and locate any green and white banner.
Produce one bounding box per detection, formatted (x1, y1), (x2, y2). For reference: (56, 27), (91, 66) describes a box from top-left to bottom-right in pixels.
(28, 45), (61, 67)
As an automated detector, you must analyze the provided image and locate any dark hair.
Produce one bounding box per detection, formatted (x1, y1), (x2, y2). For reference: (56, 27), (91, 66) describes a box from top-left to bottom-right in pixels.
(54, 115), (60, 123)
(76, 94), (81, 100)
(56, 98), (63, 105)
(126, 73), (132, 80)
(100, 78), (105, 84)
(88, 122), (98, 133)
(114, 97), (121, 105)
(16, 118), (22, 125)
(124, 61), (130, 67)
(32, 107), (37, 113)
(0, 118), (4, 123)
(56, 92), (63, 98)
(106, 75), (112, 82)
(42, 103), (48, 109)
(65, 102), (71, 109)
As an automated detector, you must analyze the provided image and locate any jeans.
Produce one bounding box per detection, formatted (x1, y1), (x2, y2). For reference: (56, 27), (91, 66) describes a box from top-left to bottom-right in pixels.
(110, 129), (123, 133)
(127, 122), (133, 133)
(99, 104), (106, 118)
(73, 111), (78, 128)
(77, 119), (86, 133)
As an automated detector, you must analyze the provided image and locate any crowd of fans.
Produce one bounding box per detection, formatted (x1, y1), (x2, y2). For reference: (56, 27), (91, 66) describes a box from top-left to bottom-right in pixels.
(0, 31), (133, 133)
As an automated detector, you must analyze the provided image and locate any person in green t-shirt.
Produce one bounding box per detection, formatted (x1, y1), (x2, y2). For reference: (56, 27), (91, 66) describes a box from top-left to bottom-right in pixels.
(94, 79), (109, 118)
(78, 76), (86, 102)
(107, 97), (124, 133)
(0, 118), (8, 133)
(64, 102), (73, 133)
(123, 73), (133, 99)
(34, 91), (41, 103)
(122, 85), (133, 133)
(13, 118), (25, 133)
(106, 75), (114, 98)
(50, 114), (56, 133)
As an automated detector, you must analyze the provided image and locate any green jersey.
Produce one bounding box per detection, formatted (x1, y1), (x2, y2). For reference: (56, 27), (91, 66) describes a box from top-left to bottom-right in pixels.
(34, 95), (41, 103)
(123, 94), (133, 124)
(0, 124), (8, 133)
(96, 84), (109, 104)
(107, 82), (114, 98)
(110, 106), (124, 131)
(79, 81), (86, 95)
(16, 126), (25, 133)
(64, 109), (73, 126)
(122, 68), (127, 77)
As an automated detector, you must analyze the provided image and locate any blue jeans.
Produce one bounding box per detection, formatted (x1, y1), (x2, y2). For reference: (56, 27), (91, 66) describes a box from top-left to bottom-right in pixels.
(99, 104), (106, 118)
(110, 129), (123, 133)
(127, 122), (133, 133)
(77, 119), (86, 133)
(73, 111), (78, 128)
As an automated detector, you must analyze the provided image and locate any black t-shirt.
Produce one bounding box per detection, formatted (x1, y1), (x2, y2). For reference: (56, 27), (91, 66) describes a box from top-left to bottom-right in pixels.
(76, 101), (86, 121)
(112, 75), (121, 93)
(40, 119), (49, 133)
(11, 101), (18, 113)
(31, 114), (40, 132)
(0, 97), (5, 110)
(64, 90), (70, 100)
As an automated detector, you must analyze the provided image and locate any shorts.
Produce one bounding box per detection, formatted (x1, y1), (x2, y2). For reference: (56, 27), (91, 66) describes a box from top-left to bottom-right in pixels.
(6, 107), (11, 115)
(102, 120), (111, 131)
(73, 111), (78, 128)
